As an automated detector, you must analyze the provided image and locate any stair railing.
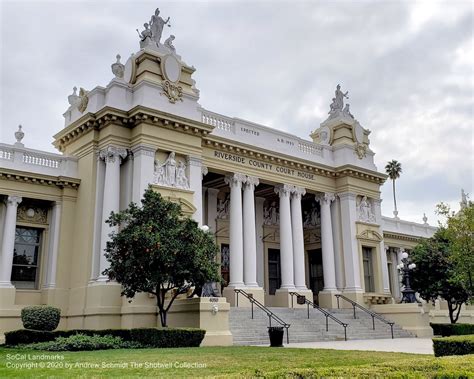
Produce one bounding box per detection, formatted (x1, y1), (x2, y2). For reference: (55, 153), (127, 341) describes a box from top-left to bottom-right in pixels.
(234, 289), (291, 344)
(335, 294), (394, 339)
(289, 292), (348, 341)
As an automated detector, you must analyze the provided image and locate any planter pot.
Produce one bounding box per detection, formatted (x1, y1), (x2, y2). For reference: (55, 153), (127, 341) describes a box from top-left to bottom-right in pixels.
(268, 326), (284, 347)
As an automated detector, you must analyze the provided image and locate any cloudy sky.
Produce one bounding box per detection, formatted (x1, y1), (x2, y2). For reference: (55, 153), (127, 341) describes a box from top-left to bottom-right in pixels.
(1, 0), (472, 223)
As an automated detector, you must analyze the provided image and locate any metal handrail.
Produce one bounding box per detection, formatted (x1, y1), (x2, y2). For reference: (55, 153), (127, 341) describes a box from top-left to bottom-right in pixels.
(234, 289), (291, 344)
(335, 294), (394, 339)
(289, 292), (348, 341)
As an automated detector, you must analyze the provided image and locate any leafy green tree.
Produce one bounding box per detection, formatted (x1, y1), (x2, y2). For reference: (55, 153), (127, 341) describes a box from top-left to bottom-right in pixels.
(410, 229), (470, 323)
(436, 200), (474, 298)
(385, 160), (402, 217)
(103, 189), (220, 327)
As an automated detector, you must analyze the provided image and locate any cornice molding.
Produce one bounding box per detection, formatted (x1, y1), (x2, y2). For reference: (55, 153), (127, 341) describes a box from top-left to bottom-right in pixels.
(53, 106), (214, 152)
(383, 232), (423, 243)
(0, 168), (80, 189)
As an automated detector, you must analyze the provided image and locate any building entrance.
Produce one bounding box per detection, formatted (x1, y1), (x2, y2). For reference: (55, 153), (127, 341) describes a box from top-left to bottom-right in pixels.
(308, 249), (324, 304)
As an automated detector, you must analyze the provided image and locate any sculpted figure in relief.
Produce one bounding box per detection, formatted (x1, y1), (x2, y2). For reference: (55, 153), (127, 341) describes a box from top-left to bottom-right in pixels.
(217, 194), (230, 219)
(150, 8), (170, 45)
(358, 196), (375, 223)
(264, 201), (279, 225)
(342, 104), (354, 119)
(304, 204), (320, 228)
(154, 152), (189, 189)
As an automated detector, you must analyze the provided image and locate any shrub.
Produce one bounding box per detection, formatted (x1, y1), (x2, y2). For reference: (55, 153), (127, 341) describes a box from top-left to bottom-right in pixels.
(21, 306), (61, 331)
(5, 327), (205, 348)
(430, 323), (474, 336)
(433, 335), (474, 357)
(25, 334), (136, 351)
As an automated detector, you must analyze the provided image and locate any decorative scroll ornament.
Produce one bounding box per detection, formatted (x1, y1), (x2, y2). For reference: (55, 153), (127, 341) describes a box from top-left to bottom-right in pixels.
(153, 152), (189, 189)
(17, 205), (48, 224)
(161, 80), (183, 103)
(111, 54), (124, 79)
(77, 88), (89, 113)
(263, 201), (280, 226)
(355, 143), (367, 159)
(357, 196), (376, 223)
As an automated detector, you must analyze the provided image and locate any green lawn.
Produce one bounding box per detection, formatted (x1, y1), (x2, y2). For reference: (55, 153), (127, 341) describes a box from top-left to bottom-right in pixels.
(0, 346), (473, 378)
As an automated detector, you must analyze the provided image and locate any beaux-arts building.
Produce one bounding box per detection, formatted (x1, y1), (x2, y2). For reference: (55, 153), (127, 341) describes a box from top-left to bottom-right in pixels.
(0, 9), (448, 343)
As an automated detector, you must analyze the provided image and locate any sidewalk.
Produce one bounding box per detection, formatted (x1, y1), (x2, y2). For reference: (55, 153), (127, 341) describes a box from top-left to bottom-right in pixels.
(281, 338), (433, 355)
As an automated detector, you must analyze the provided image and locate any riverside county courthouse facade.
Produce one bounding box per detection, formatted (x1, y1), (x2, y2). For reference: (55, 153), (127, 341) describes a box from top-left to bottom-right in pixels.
(0, 9), (445, 343)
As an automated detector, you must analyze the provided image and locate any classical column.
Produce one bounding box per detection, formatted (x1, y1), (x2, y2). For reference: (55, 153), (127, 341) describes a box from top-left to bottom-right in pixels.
(44, 202), (61, 288)
(207, 188), (219, 233)
(316, 193), (337, 291)
(331, 196), (344, 290)
(372, 198), (391, 294)
(255, 197), (265, 288)
(188, 156), (205, 225)
(291, 186), (308, 290)
(0, 195), (22, 287)
(243, 176), (259, 287)
(275, 184), (295, 289)
(97, 146), (127, 281)
(91, 155), (106, 281)
(224, 173), (246, 287)
(131, 145), (155, 203)
(338, 192), (363, 292)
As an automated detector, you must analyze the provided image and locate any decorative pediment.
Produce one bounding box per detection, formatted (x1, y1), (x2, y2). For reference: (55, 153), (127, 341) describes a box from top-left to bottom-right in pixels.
(356, 229), (383, 242)
(163, 196), (196, 217)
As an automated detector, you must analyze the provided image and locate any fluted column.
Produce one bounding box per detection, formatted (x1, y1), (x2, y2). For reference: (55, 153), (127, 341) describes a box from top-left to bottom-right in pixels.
(372, 198), (391, 294)
(131, 145), (155, 203)
(97, 146), (127, 281)
(207, 188), (219, 233)
(0, 195), (22, 287)
(243, 176), (259, 287)
(275, 184), (295, 289)
(291, 186), (308, 290)
(255, 197), (265, 288)
(224, 173), (246, 287)
(188, 157), (207, 225)
(316, 192), (337, 291)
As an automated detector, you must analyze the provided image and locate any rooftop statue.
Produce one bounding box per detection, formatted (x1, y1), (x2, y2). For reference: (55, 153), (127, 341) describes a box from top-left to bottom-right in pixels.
(150, 8), (171, 45)
(334, 84), (349, 110)
(164, 35), (176, 53)
(327, 84), (349, 120)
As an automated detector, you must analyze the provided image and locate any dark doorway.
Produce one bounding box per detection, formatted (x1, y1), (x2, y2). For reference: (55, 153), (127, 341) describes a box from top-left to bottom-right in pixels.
(220, 243), (230, 292)
(308, 249), (324, 304)
(268, 248), (281, 295)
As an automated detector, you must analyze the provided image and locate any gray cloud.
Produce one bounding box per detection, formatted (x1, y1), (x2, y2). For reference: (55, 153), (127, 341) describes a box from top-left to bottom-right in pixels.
(1, 0), (472, 223)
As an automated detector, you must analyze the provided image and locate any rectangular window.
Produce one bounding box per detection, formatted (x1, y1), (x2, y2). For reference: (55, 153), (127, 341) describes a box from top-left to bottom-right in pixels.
(363, 247), (375, 292)
(12, 227), (42, 289)
(268, 249), (281, 295)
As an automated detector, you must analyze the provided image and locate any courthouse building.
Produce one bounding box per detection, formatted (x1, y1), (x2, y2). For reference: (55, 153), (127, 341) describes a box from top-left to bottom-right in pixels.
(0, 9), (444, 341)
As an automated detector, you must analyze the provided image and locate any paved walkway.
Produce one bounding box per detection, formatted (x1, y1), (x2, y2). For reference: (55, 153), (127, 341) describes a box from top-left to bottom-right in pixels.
(280, 338), (433, 355)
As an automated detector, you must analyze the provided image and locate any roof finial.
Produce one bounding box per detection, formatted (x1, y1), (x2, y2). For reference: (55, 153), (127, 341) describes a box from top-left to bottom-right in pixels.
(14, 124), (25, 146)
(111, 54), (124, 79)
(422, 213), (428, 225)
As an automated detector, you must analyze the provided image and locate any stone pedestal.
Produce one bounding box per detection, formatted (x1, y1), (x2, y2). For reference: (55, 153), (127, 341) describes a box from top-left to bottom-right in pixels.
(120, 293), (157, 329)
(0, 287), (16, 308)
(167, 297), (232, 346)
(222, 286), (264, 307)
(273, 288), (294, 308)
(339, 291), (365, 308)
(318, 290), (340, 309)
(372, 303), (433, 337)
(289, 289), (314, 309)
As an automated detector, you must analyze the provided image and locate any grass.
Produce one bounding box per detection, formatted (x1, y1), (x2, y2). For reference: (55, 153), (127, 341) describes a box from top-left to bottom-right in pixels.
(0, 346), (473, 378)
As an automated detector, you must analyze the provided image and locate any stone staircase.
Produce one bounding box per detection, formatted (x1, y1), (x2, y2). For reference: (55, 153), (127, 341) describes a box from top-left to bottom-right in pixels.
(229, 306), (413, 345)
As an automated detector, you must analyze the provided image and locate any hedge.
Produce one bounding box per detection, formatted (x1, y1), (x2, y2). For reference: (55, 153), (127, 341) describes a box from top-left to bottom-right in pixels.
(430, 323), (474, 337)
(433, 335), (474, 357)
(5, 328), (205, 348)
(21, 306), (61, 331)
(26, 334), (141, 351)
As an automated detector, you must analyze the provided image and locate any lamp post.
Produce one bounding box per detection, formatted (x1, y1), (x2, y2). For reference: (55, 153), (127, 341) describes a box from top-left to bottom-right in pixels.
(397, 251), (418, 303)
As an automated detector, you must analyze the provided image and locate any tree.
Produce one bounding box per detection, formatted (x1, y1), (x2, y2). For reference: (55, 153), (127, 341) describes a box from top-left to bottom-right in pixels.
(410, 229), (470, 323)
(103, 189), (220, 327)
(436, 200), (474, 299)
(385, 160), (402, 218)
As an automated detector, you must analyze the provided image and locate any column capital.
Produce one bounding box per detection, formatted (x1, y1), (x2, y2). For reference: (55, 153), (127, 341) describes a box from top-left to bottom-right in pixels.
(6, 195), (22, 207)
(337, 192), (356, 201)
(291, 186), (306, 200)
(224, 173), (246, 188)
(274, 184), (293, 197)
(244, 175), (259, 190)
(201, 166), (208, 180)
(385, 245), (390, 252)
(187, 155), (202, 167)
(131, 144), (155, 157)
(315, 192), (335, 205)
(99, 146), (128, 164)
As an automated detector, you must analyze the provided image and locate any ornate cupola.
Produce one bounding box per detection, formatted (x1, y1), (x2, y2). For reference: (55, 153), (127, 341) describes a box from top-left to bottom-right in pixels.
(60, 7), (202, 132)
(311, 85), (373, 164)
